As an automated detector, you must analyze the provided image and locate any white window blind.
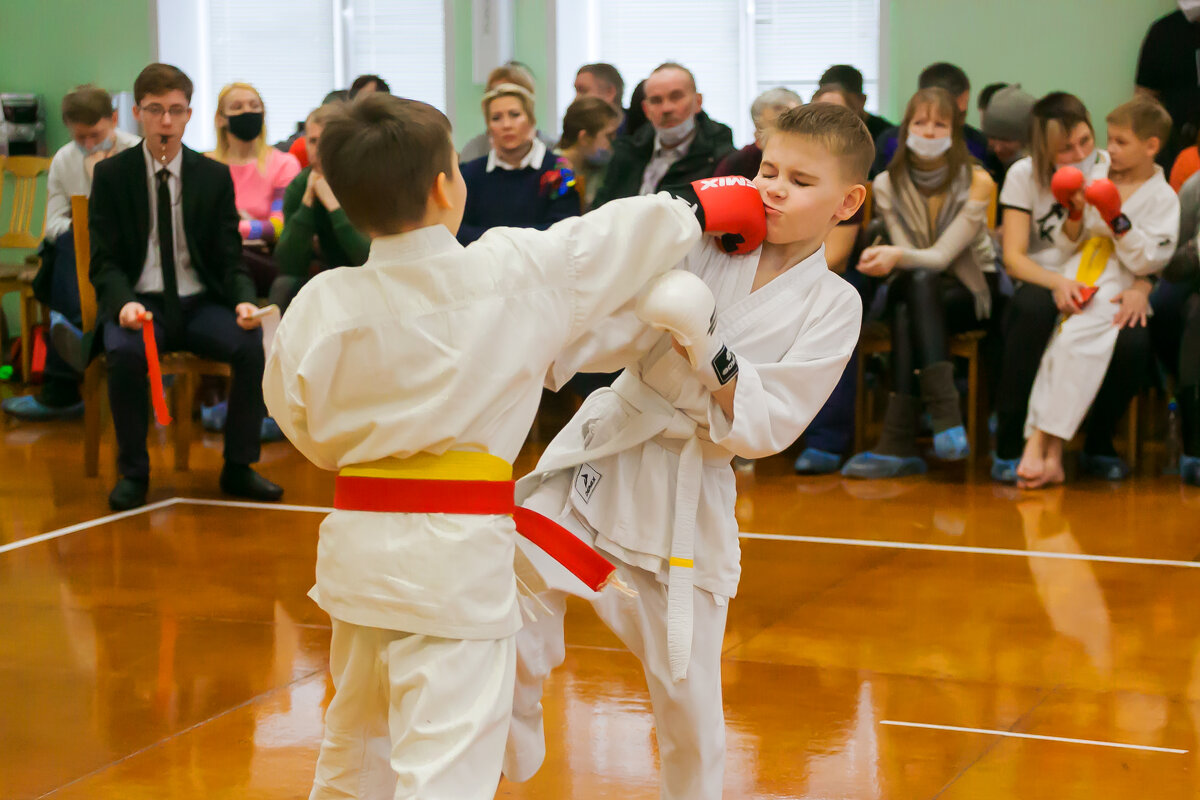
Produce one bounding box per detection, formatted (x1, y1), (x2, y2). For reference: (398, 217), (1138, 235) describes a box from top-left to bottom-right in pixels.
(754, 0), (881, 113)
(590, 0), (746, 143)
(554, 0), (882, 147)
(345, 0), (447, 110)
(208, 0), (336, 150)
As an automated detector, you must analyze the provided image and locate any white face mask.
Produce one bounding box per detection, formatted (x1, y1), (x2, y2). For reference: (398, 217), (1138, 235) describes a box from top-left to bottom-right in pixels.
(76, 135), (115, 156)
(655, 114), (695, 147)
(1180, 0), (1200, 23)
(906, 133), (952, 160)
(1066, 150), (1099, 176)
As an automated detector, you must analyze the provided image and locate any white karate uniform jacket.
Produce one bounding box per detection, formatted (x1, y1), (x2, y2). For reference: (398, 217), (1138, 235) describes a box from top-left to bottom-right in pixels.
(1025, 165), (1179, 440)
(262, 195), (702, 640)
(517, 241), (862, 678)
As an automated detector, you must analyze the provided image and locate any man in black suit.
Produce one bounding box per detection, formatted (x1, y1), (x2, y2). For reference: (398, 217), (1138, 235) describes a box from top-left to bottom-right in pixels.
(90, 63), (282, 510)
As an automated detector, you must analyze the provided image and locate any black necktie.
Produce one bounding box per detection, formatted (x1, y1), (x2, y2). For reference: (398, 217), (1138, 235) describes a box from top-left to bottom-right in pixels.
(156, 169), (183, 340)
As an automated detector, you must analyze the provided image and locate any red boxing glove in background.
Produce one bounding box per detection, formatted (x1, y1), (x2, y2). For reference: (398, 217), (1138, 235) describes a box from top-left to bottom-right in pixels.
(690, 176), (767, 255)
(1084, 178), (1132, 237)
(1050, 166), (1086, 221)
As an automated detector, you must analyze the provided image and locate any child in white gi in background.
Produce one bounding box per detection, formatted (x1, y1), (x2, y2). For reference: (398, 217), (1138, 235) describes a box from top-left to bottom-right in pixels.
(1020, 98), (1179, 488)
(261, 95), (767, 799)
(503, 103), (873, 800)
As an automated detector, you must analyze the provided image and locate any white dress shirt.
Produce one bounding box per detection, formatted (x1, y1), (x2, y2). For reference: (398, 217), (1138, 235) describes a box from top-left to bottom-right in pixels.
(135, 143), (205, 297)
(44, 129), (140, 240)
(485, 137), (548, 173)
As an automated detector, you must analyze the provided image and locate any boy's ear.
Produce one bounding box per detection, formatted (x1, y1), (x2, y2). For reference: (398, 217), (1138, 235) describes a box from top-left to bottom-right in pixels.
(835, 183), (868, 222)
(1146, 135), (1162, 160)
(431, 172), (452, 210)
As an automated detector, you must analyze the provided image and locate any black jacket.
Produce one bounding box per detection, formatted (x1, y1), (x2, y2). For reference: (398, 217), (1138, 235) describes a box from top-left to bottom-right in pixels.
(593, 111), (735, 208)
(89, 143), (255, 328)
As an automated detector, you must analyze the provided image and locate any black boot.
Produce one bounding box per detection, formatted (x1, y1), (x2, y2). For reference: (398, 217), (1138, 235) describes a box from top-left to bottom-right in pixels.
(220, 463), (284, 501)
(919, 361), (969, 461)
(109, 477), (149, 511)
(1181, 385), (1200, 487)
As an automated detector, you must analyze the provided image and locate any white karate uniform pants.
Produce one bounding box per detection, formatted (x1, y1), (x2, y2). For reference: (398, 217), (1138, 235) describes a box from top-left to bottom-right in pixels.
(503, 498), (730, 800)
(310, 619), (516, 800)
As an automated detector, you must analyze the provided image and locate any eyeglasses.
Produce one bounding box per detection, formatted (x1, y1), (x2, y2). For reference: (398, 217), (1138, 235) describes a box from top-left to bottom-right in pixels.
(140, 104), (189, 119)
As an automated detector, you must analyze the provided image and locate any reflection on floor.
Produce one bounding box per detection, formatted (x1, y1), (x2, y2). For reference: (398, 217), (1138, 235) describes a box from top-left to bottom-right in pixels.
(3, 407), (1200, 799)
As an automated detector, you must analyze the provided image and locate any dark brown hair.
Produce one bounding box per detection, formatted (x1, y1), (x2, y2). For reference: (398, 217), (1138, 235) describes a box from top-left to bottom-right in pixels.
(769, 102), (874, 184)
(1030, 92), (1093, 188)
(558, 96), (621, 149)
(133, 63), (193, 105)
(1107, 97), (1172, 152)
(61, 85), (114, 126)
(318, 94), (454, 235)
(577, 63), (625, 102)
(889, 87), (972, 194)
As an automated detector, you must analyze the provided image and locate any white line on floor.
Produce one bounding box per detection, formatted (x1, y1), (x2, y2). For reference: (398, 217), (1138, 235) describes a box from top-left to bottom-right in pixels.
(739, 532), (1200, 569)
(880, 720), (1188, 754)
(7, 498), (1200, 572)
(0, 497), (182, 555)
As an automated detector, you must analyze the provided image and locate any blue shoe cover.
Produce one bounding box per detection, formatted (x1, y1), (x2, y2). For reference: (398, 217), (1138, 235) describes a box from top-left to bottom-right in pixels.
(1080, 452), (1130, 481)
(990, 455), (1019, 484)
(841, 451), (927, 479)
(794, 447), (842, 475)
(933, 426), (969, 461)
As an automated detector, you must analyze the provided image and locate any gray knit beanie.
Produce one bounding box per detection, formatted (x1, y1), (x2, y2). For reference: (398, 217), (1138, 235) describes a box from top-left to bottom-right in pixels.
(982, 85), (1036, 143)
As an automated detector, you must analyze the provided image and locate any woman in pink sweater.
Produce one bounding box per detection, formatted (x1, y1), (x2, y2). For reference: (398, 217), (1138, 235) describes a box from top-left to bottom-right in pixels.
(207, 82), (300, 294)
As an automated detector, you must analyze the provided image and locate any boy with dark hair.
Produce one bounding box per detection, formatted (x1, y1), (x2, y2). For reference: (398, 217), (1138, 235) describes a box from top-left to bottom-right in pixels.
(3, 84), (141, 422)
(819, 62), (894, 139)
(1020, 98), (1178, 487)
(262, 93), (765, 799)
(88, 63), (280, 510)
(504, 102), (870, 800)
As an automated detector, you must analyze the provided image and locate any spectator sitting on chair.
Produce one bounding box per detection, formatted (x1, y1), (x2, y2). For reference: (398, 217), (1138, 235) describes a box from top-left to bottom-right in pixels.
(460, 63), (557, 162)
(283, 90), (353, 168)
(980, 84), (1036, 208)
(88, 63), (283, 511)
(870, 62), (990, 177)
(592, 62), (735, 207)
(3, 84), (139, 422)
(842, 88), (999, 480)
(573, 62), (628, 134)
(269, 102), (369, 311)
(714, 87), (802, 180)
(457, 83), (582, 245)
(206, 82), (301, 297)
(819, 64), (894, 141)
(554, 96), (623, 212)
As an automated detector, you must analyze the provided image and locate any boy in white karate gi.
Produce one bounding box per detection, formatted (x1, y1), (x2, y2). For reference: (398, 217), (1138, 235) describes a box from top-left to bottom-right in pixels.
(1019, 98), (1179, 488)
(503, 103), (872, 800)
(261, 95), (767, 799)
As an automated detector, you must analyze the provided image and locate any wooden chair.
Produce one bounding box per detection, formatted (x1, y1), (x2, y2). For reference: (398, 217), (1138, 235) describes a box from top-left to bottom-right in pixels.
(854, 325), (988, 474)
(0, 155), (52, 383)
(71, 195), (231, 476)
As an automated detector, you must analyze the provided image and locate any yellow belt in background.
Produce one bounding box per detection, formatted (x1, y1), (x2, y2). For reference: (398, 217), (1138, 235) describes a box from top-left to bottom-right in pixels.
(1076, 237), (1115, 286)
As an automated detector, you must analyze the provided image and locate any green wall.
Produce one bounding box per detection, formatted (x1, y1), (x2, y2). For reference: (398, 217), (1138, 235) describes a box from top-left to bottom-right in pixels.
(0, 0), (155, 151)
(883, 0), (1176, 139)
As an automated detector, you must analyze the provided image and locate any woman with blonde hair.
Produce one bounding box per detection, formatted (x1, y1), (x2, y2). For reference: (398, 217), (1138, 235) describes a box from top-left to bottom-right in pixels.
(207, 82), (300, 292)
(457, 83), (581, 244)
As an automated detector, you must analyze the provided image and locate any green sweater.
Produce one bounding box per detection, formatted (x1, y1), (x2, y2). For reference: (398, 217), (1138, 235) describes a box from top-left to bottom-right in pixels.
(274, 165), (370, 280)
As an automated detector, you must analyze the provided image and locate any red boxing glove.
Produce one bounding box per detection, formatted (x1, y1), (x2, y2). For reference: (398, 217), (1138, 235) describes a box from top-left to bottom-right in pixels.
(1050, 166), (1085, 221)
(690, 176), (767, 255)
(1084, 179), (1132, 237)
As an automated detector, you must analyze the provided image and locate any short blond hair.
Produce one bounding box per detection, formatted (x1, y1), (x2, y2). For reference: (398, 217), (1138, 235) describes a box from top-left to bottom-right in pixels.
(482, 83), (536, 126)
(486, 65), (535, 94)
(1107, 97), (1172, 150)
(769, 103), (874, 184)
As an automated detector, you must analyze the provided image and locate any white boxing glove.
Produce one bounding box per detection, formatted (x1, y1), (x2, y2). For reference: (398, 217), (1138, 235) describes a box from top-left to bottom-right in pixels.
(635, 270), (738, 391)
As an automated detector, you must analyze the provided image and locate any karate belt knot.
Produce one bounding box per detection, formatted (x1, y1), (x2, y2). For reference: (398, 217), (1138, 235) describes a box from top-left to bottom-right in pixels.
(611, 372), (732, 683)
(331, 451), (622, 597)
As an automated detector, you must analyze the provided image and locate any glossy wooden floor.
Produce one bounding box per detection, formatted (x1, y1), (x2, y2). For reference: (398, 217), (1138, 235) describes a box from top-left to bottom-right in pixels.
(5, 392), (1200, 799)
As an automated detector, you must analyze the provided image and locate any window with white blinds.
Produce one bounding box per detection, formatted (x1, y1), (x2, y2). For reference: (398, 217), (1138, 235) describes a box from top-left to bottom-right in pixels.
(160, 0), (449, 152)
(345, 0), (447, 109)
(554, 0), (882, 147)
(208, 0), (336, 151)
(754, 0), (881, 113)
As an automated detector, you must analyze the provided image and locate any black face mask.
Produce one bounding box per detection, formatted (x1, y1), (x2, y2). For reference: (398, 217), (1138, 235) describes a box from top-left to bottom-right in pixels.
(226, 111), (264, 142)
